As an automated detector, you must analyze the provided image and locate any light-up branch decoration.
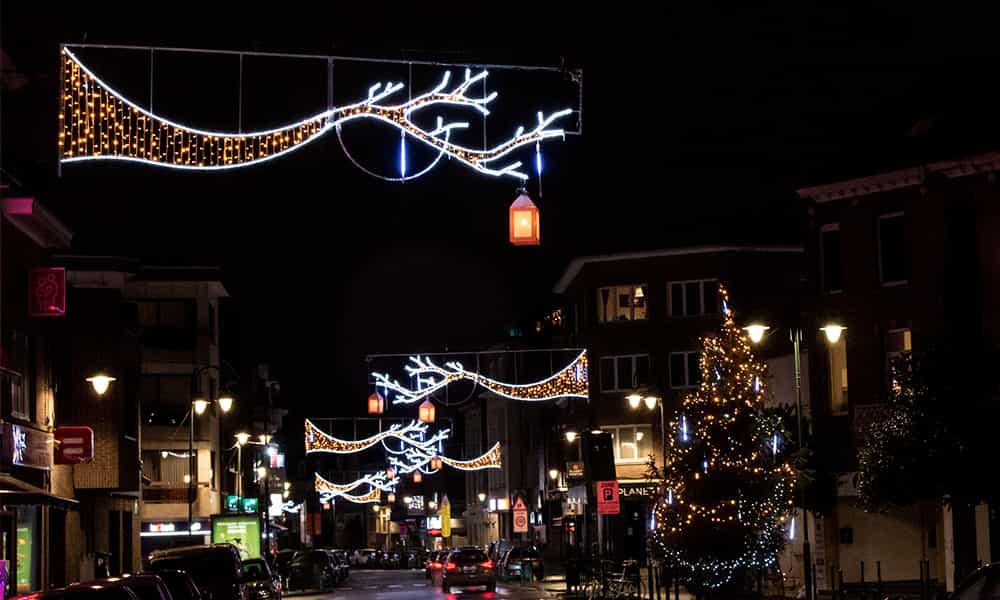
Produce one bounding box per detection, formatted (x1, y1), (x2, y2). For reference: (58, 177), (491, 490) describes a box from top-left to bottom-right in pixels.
(315, 472), (396, 504)
(388, 442), (503, 475)
(373, 350), (588, 405)
(305, 418), (450, 454)
(60, 47), (571, 179)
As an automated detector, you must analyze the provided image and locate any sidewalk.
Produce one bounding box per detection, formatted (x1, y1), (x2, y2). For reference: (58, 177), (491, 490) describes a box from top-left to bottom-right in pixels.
(505, 571), (696, 600)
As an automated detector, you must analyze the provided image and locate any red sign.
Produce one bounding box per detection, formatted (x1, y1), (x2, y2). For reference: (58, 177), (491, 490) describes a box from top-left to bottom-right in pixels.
(597, 481), (620, 515)
(29, 268), (66, 317)
(55, 426), (95, 464)
(513, 496), (529, 533)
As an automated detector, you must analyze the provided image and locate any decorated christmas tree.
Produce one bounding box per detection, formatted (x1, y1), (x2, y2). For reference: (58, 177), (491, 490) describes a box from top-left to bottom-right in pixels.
(650, 285), (796, 590)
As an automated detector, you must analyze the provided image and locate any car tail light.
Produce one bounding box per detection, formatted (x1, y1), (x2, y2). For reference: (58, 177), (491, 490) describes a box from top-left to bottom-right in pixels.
(445, 561), (457, 571)
(481, 560), (494, 569)
(430, 561), (440, 569)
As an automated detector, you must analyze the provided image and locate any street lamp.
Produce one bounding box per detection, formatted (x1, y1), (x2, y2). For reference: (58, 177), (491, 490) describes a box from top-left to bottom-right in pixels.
(626, 393), (642, 409)
(743, 324), (770, 344)
(217, 395), (234, 413)
(626, 393), (666, 472)
(820, 324), (845, 344)
(86, 374), (116, 396)
(548, 468), (559, 481)
(235, 432), (251, 498)
(564, 431), (578, 443)
(477, 492), (486, 503)
(257, 466), (268, 479)
(193, 399), (209, 415)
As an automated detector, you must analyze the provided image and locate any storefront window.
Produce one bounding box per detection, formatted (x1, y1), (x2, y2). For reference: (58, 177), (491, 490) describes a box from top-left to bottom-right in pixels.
(16, 507), (38, 593)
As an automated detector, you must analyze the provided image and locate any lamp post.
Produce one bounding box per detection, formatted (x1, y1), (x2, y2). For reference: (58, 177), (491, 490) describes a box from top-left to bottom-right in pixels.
(626, 393), (666, 472)
(744, 322), (844, 600)
(235, 432), (251, 498)
(188, 365), (236, 536)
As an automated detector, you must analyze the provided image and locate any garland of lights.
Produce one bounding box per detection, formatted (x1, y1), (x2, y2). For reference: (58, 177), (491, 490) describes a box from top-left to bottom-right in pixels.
(649, 285), (796, 590)
(388, 442), (503, 474)
(304, 418), (450, 454)
(314, 472), (397, 505)
(373, 350), (588, 405)
(59, 47), (571, 180)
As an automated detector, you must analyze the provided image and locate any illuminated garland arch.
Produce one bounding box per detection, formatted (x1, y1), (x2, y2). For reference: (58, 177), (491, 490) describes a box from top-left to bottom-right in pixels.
(59, 47), (571, 180)
(373, 350), (588, 405)
(388, 442), (502, 474)
(304, 418), (450, 454)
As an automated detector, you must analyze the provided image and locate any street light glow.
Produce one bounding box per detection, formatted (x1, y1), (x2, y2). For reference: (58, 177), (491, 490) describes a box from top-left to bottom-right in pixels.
(743, 324), (770, 344)
(564, 431), (577, 443)
(477, 493), (486, 503)
(217, 395), (234, 413)
(626, 393), (642, 409)
(193, 399), (209, 415)
(548, 468), (559, 481)
(821, 324), (845, 344)
(644, 396), (658, 410)
(86, 374), (116, 395)
(235, 432), (250, 446)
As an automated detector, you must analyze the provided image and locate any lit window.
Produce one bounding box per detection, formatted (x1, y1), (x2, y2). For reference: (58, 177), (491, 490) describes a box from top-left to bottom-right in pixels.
(597, 285), (647, 323)
(602, 425), (654, 463)
(668, 280), (719, 317)
(885, 327), (912, 392)
(828, 337), (848, 415)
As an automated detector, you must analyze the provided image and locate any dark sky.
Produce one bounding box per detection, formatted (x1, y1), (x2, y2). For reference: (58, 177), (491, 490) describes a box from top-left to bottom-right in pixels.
(4, 3), (1000, 421)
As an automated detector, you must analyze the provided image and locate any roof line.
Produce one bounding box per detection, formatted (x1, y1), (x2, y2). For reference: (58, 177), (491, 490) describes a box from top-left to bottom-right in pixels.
(553, 245), (804, 294)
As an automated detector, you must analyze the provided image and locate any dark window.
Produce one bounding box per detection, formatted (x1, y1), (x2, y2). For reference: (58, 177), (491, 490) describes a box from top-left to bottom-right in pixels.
(600, 359), (616, 392)
(821, 225), (842, 293)
(600, 355), (650, 391)
(670, 354), (685, 388)
(668, 280), (719, 317)
(617, 357), (634, 389)
(670, 284), (684, 315)
(687, 353), (701, 385)
(703, 285), (719, 315)
(670, 351), (700, 388)
(879, 213), (908, 285)
(685, 284), (700, 316)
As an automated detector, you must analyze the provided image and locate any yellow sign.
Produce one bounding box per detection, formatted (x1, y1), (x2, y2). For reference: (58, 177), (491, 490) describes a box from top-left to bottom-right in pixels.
(441, 495), (451, 538)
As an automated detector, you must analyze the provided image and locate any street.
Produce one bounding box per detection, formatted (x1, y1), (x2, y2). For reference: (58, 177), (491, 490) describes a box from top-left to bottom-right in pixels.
(289, 569), (560, 600)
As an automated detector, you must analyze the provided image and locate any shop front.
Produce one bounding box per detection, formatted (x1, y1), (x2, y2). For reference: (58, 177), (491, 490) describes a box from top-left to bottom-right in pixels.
(140, 518), (211, 557)
(615, 481), (659, 563)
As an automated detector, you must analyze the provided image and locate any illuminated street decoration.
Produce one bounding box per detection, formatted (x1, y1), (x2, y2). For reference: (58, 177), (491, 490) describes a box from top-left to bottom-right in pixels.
(388, 442), (502, 474)
(373, 350), (588, 405)
(304, 418), (450, 454)
(59, 47), (571, 179)
(314, 472), (396, 504)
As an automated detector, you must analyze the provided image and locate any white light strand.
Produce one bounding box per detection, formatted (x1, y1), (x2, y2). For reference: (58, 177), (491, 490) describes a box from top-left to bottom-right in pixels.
(304, 418), (450, 454)
(60, 48), (570, 180)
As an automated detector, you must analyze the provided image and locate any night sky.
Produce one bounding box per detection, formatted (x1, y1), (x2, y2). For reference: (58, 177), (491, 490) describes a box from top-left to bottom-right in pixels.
(4, 3), (1000, 425)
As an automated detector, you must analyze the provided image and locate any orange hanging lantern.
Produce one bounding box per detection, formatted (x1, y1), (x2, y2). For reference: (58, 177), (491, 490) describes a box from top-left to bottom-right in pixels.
(367, 391), (385, 415)
(418, 399), (436, 423)
(385, 466), (396, 479)
(509, 190), (540, 246)
(387, 492), (396, 504)
(412, 471), (423, 483)
(430, 456), (443, 471)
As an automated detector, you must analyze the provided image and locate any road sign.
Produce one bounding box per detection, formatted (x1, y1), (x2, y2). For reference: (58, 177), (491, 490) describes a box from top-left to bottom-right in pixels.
(597, 481), (620, 515)
(241, 497), (258, 513)
(225, 495), (241, 512)
(513, 496), (529, 533)
(54, 426), (94, 464)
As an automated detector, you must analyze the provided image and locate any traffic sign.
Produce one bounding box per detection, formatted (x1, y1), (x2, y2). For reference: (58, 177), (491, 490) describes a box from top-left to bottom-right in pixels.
(513, 496), (529, 533)
(597, 481), (620, 515)
(54, 426), (94, 464)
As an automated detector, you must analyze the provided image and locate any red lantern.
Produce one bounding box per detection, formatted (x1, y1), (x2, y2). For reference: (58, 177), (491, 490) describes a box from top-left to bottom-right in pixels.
(430, 456), (443, 471)
(412, 471), (423, 483)
(385, 466), (396, 479)
(367, 391), (385, 415)
(418, 399), (436, 423)
(509, 191), (540, 246)
(387, 492), (396, 504)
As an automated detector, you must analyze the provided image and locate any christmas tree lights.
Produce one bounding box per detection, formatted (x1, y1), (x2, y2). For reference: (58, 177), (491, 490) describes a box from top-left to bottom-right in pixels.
(59, 48), (570, 179)
(650, 285), (796, 590)
(372, 350), (588, 405)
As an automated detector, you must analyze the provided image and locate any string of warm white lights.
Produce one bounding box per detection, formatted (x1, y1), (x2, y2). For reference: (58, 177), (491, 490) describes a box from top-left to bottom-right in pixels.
(387, 442), (503, 474)
(304, 418), (450, 454)
(373, 350), (588, 405)
(59, 48), (571, 180)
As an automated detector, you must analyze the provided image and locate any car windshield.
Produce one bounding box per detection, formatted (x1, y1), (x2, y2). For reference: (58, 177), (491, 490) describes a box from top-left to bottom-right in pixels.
(121, 578), (168, 600)
(150, 552), (238, 585)
(243, 560), (269, 579)
(292, 551), (328, 565)
(451, 549), (487, 564)
(146, 572), (199, 600)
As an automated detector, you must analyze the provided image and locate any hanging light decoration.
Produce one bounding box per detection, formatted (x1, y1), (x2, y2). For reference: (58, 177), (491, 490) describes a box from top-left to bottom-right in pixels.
(387, 492), (397, 504)
(509, 190), (540, 246)
(385, 466), (396, 479)
(367, 391), (385, 415)
(430, 456), (444, 470)
(418, 399), (436, 423)
(412, 470), (423, 483)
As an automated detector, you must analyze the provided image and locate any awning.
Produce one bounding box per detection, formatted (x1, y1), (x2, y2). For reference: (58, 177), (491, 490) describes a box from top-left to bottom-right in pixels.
(0, 474), (79, 510)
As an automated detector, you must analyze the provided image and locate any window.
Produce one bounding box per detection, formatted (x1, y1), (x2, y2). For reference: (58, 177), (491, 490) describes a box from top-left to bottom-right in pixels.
(879, 213), (908, 286)
(602, 425), (654, 463)
(821, 224), (843, 293)
(599, 355), (650, 391)
(669, 351), (701, 388)
(142, 449), (194, 485)
(138, 300), (195, 328)
(886, 328), (912, 391)
(1, 368), (27, 419)
(596, 285), (647, 323)
(668, 280), (719, 317)
(828, 336), (848, 414)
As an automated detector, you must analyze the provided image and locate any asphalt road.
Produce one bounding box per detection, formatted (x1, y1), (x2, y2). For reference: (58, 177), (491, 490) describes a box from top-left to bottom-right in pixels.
(290, 568), (559, 599)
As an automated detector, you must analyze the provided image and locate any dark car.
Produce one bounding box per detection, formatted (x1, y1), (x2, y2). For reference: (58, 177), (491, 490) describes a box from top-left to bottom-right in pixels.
(425, 550), (446, 579)
(148, 544), (247, 600)
(499, 546), (544, 581)
(327, 550), (350, 582)
(951, 563), (1000, 600)
(20, 574), (173, 600)
(242, 558), (282, 600)
(143, 570), (202, 600)
(439, 547), (496, 594)
(287, 550), (337, 591)
(272, 549), (296, 589)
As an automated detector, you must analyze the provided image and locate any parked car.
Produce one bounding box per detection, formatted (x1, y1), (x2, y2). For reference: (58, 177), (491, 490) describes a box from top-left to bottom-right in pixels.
(271, 549), (296, 590)
(425, 550), (446, 579)
(327, 550), (350, 582)
(14, 574), (173, 600)
(438, 547), (496, 594)
(242, 557), (282, 600)
(287, 550), (337, 591)
(13, 588), (137, 600)
(148, 544), (247, 600)
(951, 563), (1000, 600)
(498, 546), (544, 581)
(143, 570), (202, 600)
(354, 548), (379, 567)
